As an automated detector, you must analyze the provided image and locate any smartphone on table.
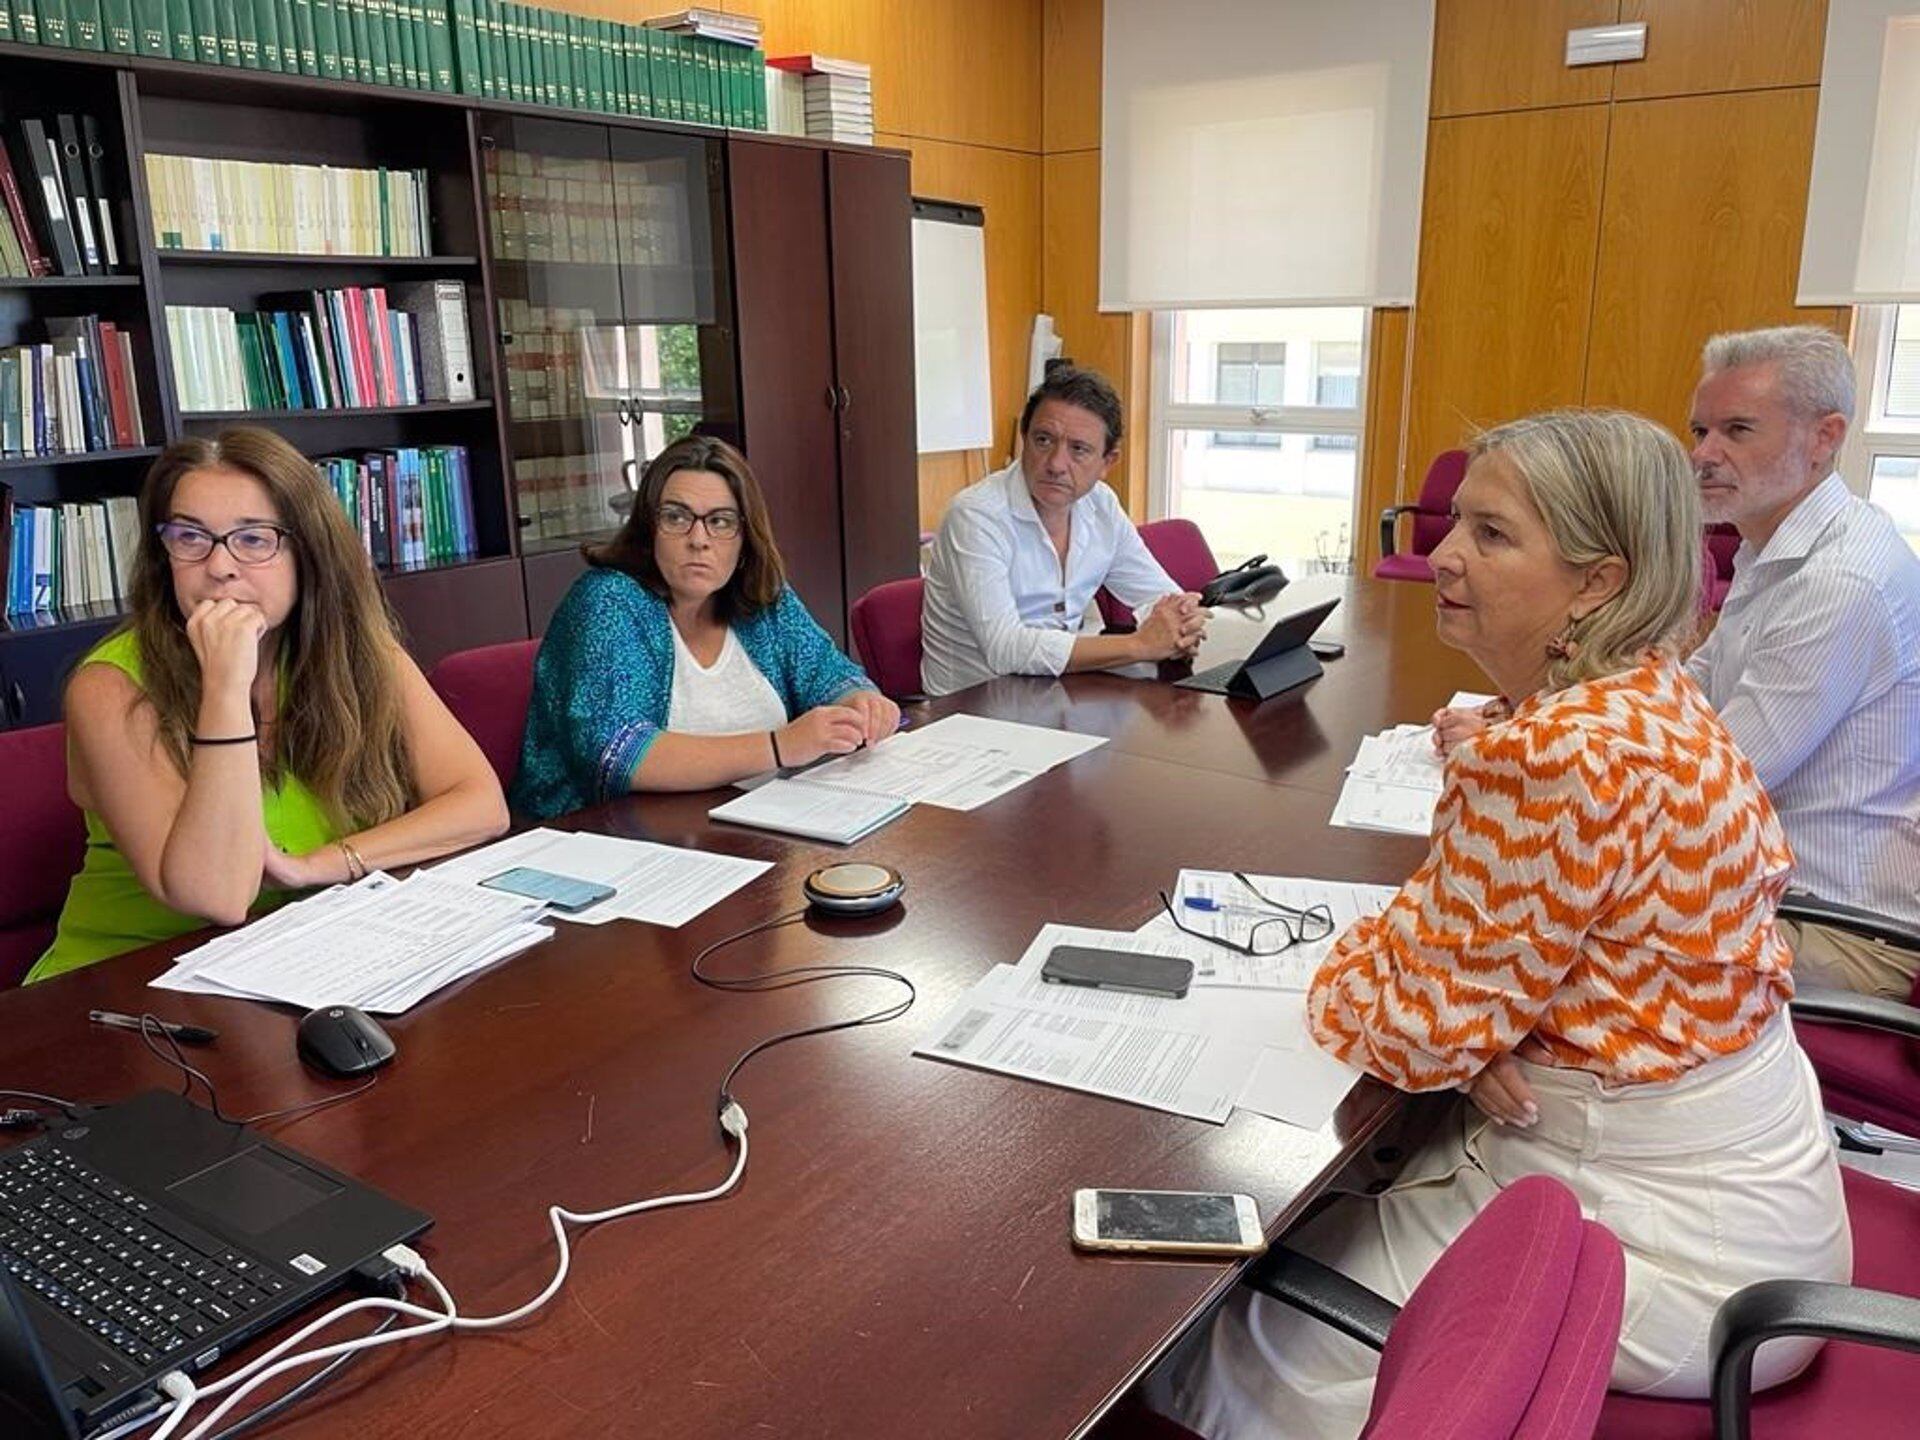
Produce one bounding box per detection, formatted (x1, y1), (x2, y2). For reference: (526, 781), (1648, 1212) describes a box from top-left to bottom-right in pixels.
(479, 866), (616, 913)
(1040, 945), (1194, 999)
(1071, 1188), (1264, 1256)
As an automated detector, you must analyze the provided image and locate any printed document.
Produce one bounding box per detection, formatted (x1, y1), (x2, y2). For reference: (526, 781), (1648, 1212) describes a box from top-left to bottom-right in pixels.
(1150, 871), (1399, 990)
(805, 713), (1105, 811)
(1330, 691), (1495, 836)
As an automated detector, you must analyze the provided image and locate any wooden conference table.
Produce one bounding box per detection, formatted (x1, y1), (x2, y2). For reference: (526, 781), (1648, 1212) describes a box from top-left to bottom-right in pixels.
(0, 574), (1486, 1439)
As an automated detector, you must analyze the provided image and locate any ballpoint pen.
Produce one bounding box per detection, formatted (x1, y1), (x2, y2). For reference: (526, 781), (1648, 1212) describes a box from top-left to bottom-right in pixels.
(88, 1010), (219, 1046)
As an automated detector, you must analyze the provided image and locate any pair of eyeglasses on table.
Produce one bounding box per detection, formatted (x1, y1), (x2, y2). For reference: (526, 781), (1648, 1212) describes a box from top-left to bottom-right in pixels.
(1158, 872), (1337, 957)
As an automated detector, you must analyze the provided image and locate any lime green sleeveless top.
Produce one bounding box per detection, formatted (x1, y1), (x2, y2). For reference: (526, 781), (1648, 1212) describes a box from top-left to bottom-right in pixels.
(28, 630), (338, 983)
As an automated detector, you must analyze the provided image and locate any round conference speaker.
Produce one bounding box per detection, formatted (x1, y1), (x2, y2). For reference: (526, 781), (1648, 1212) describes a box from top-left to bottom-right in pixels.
(803, 862), (905, 916)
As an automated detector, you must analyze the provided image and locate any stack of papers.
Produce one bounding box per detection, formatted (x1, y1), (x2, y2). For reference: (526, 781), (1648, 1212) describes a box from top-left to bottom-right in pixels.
(427, 828), (772, 927)
(643, 8), (762, 45)
(770, 54), (874, 144)
(915, 898), (1371, 1132)
(709, 778), (908, 845)
(800, 713), (1106, 813)
(1330, 691), (1494, 835)
(1149, 870), (1399, 990)
(152, 873), (553, 1014)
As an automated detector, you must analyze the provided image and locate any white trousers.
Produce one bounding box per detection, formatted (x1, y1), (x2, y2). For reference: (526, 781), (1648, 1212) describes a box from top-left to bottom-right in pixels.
(1150, 1015), (1852, 1440)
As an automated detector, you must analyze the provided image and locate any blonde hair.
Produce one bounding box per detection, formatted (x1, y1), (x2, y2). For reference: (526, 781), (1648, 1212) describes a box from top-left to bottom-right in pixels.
(1470, 409), (1701, 690)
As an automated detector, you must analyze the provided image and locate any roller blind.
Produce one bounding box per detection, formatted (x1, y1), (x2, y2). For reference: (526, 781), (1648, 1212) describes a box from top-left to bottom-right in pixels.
(1800, 2), (1920, 303)
(1099, 0), (1434, 312)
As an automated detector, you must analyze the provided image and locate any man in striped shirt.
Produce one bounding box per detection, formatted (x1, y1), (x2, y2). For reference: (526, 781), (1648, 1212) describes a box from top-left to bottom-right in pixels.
(1685, 325), (1920, 998)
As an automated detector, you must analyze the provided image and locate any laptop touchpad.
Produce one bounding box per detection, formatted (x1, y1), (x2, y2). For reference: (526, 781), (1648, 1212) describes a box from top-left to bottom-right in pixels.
(168, 1147), (343, 1236)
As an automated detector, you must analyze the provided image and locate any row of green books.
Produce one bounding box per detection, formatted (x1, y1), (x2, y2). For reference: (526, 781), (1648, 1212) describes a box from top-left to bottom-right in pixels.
(0, 0), (768, 129)
(451, 4), (766, 129)
(0, 0), (456, 89)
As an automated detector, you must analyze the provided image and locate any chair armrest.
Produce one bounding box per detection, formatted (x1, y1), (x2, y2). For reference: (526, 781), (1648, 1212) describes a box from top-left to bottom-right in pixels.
(1240, 1245), (1398, 1352)
(1779, 892), (1920, 952)
(1710, 1280), (1920, 1440)
(1789, 986), (1920, 1041)
(1378, 505), (1416, 560)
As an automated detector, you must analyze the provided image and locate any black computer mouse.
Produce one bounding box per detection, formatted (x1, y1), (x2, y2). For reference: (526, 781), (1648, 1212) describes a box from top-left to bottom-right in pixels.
(296, 1005), (397, 1077)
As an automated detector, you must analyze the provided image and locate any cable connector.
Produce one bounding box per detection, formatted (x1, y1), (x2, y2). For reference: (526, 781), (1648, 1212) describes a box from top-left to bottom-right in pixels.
(718, 1099), (748, 1140)
(380, 1243), (430, 1280)
(157, 1372), (195, 1404)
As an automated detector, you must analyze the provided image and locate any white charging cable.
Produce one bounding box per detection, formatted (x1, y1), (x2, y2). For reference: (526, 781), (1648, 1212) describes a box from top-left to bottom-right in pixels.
(159, 1103), (750, 1440)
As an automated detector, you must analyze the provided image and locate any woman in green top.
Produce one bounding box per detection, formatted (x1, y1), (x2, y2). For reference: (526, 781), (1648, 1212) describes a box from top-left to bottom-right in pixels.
(32, 427), (510, 981)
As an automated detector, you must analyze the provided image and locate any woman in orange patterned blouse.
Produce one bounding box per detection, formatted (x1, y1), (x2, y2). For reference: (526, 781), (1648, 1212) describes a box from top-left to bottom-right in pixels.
(1152, 410), (1851, 1440)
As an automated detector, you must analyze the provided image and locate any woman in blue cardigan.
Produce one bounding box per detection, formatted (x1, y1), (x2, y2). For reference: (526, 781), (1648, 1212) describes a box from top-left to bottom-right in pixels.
(512, 435), (899, 819)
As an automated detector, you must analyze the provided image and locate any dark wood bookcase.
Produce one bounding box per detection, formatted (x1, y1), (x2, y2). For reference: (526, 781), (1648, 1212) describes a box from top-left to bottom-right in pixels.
(0, 38), (917, 728)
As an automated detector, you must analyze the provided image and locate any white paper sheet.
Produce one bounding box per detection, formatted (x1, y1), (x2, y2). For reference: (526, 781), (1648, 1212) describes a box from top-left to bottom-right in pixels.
(1151, 871), (1400, 990)
(806, 713), (1106, 811)
(427, 828), (772, 927)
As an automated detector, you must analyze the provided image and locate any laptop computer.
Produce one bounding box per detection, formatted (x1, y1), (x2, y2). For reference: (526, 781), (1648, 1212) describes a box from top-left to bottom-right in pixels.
(0, 1090), (430, 1437)
(1176, 596), (1341, 701)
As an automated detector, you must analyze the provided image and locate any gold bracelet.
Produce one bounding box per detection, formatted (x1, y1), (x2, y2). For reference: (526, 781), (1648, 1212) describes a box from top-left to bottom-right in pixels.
(338, 839), (368, 882)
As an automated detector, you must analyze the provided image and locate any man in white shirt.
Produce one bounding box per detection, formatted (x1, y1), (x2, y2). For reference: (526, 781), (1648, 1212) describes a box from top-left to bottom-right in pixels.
(1681, 325), (1920, 997)
(920, 367), (1209, 697)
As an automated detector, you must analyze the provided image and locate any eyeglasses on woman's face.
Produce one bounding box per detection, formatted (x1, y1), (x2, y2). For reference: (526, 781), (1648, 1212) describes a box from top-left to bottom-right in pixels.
(155, 521), (292, 566)
(656, 502), (743, 540)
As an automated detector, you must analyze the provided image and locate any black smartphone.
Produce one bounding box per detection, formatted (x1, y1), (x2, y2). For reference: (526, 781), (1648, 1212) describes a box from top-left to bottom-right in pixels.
(1040, 945), (1194, 999)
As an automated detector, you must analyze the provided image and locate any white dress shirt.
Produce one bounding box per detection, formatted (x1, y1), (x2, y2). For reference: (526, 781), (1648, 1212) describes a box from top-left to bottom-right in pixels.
(919, 460), (1182, 697)
(666, 624), (789, 736)
(1685, 473), (1920, 927)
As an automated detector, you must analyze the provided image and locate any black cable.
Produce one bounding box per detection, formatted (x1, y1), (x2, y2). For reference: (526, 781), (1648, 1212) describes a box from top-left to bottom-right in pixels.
(689, 908), (918, 1102)
(137, 1014), (378, 1129)
(0, 1088), (86, 1120)
(203, 1311), (399, 1440)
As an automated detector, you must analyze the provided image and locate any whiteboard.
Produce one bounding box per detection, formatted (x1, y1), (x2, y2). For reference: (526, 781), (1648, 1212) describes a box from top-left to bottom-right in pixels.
(911, 206), (993, 454)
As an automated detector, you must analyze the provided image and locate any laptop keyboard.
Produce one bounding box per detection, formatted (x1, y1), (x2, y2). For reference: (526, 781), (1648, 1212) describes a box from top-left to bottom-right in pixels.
(1182, 658), (1241, 689)
(0, 1142), (289, 1371)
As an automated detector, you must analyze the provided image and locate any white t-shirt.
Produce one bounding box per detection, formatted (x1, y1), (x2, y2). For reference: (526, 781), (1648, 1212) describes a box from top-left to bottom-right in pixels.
(666, 624), (788, 736)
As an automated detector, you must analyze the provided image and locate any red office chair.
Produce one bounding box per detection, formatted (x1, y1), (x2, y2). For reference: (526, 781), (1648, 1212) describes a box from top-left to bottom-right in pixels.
(426, 639), (540, 790)
(1782, 894), (1920, 1139)
(1095, 1175), (1626, 1440)
(1703, 524), (1740, 612)
(848, 576), (926, 702)
(1594, 1165), (1920, 1439)
(1095, 518), (1221, 632)
(1374, 449), (1468, 584)
(0, 723), (87, 988)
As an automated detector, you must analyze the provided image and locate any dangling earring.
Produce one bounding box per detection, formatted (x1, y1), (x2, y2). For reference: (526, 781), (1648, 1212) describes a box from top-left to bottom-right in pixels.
(1545, 616), (1580, 662)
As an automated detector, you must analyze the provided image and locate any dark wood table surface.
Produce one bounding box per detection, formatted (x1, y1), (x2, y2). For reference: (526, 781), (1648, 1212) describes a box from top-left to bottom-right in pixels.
(0, 576), (1489, 1439)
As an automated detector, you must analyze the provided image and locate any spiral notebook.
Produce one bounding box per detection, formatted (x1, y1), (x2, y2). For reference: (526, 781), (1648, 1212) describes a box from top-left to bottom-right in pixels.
(708, 776), (909, 844)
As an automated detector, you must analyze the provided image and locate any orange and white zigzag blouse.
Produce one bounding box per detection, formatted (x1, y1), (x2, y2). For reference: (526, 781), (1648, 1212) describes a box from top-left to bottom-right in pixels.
(1309, 658), (1795, 1091)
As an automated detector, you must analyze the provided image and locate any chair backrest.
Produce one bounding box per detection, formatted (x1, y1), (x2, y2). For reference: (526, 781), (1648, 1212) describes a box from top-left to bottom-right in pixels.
(849, 576), (925, 701)
(0, 723), (87, 988)
(1095, 518), (1222, 631)
(1362, 1175), (1623, 1440)
(1703, 523), (1740, 612)
(426, 639), (541, 790)
(1409, 449), (1469, 557)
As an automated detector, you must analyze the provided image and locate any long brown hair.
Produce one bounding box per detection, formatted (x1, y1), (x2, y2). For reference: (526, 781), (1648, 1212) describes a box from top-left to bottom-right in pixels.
(118, 428), (415, 828)
(586, 434), (786, 622)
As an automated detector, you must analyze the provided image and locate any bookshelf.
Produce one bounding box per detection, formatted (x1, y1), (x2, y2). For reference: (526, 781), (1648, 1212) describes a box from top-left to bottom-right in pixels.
(0, 37), (916, 729)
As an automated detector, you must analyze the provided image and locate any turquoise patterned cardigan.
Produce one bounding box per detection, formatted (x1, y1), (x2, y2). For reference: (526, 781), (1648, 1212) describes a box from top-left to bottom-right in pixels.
(510, 567), (876, 819)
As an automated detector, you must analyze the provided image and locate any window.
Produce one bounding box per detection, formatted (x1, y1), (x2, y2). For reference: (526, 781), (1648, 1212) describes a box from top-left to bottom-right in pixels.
(1150, 308), (1367, 571)
(1212, 343), (1286, 447)
(1847, 304), (1920, 556)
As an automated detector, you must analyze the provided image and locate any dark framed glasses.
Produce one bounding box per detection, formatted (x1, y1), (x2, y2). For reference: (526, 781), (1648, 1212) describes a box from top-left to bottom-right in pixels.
(656, 502), (742, 539)
(156, 521), (291, 566)
(1157, 872), (1335, 957)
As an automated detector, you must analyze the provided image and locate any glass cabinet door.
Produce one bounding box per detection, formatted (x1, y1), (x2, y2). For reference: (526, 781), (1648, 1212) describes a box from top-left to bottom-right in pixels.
(480, 115), (735, 551)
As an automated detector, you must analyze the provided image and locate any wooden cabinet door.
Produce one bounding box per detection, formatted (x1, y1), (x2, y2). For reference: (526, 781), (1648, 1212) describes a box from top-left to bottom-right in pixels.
(827, 148), (919, 615)
(726, 138), (848, 645)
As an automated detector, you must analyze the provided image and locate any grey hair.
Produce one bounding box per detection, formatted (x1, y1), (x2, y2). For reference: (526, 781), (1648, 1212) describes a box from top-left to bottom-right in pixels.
(1701, 324), (1855, 423)
(1470, 409), (1702, 690)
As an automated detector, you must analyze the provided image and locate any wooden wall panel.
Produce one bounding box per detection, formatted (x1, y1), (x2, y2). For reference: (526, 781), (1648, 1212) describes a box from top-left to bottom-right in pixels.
(1584, 89), (1846, 435)
(1042, 0), (1102, 152)
(875, 132), (1043, 529)
(1041, 150), (1129, 400)
(1359, 308), (1413, 571)
(1431, 0), (1620, 116)
(1406, 106), (1610, 474)
(1615, 0), (1827, 99)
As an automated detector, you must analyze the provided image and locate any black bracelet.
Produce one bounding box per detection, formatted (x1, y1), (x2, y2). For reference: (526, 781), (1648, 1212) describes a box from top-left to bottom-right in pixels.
(190, 733), (259, 746)
(769, 729), (785, 768)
